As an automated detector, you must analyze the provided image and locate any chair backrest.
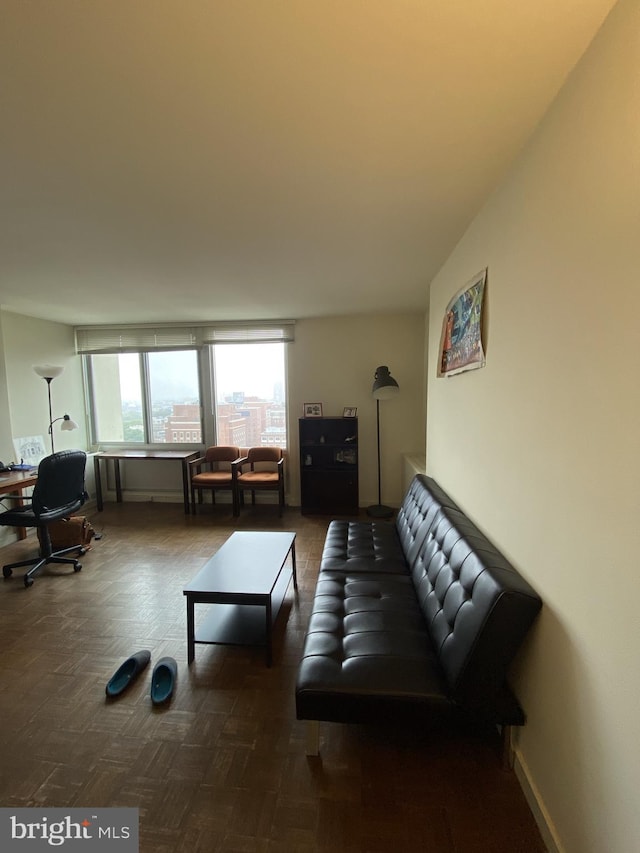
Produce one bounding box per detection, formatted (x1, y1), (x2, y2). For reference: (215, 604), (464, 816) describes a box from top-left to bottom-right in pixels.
(204, 446), (240, 466)
(32, 451), (87, 519)
(246, 447), (283, 468)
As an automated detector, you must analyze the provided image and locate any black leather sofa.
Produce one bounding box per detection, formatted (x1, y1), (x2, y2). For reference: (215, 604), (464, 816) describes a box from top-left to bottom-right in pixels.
(295, 475), (542, 759)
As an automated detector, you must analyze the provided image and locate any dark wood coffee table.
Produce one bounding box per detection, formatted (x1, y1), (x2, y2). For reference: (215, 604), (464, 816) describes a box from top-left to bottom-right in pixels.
(183, 531), (297, 666)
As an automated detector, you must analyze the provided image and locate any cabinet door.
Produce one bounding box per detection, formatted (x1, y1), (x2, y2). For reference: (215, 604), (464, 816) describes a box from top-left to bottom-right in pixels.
(301, 470), (358, 514)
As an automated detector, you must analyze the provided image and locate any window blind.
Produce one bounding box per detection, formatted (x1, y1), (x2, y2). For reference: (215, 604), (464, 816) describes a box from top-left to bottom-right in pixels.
(75, 321), (295, 354)
(200, 322), (295, 345)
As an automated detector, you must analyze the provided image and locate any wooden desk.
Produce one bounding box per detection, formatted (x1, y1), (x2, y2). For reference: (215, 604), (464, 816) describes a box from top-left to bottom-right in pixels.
(94, 450), (200, 514)
(0, 470), (38, 540)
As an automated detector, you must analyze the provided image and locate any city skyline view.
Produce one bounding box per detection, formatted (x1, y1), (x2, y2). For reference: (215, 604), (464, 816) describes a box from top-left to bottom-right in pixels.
(103, 344), (286, 446)
(117, 345), (285, 403)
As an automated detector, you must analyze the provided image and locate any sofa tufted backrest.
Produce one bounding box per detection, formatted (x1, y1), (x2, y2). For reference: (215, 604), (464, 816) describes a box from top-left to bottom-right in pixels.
(411, 502), (542, 717)
(395, 474), (461, 569)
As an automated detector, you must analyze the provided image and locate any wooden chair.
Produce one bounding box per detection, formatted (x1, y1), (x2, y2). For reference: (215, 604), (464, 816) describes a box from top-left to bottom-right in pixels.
(189, 446), (241, 515)
(232, 447), (285, 517)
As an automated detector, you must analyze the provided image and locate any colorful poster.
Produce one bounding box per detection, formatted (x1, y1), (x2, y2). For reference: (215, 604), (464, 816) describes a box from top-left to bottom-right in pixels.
(438, 268), (487, 377)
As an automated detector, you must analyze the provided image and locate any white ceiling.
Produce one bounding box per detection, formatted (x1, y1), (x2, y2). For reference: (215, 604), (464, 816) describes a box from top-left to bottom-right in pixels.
(0, 0), (615, 327)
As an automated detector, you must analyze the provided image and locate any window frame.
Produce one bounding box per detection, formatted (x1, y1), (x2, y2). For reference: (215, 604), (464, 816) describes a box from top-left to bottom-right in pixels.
(209, 341), (288, 451)
(83, 341), (288, 451)
(83, 349), (208, 450)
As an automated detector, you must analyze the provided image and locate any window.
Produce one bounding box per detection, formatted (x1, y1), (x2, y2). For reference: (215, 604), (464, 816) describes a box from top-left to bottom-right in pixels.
(212, 343), (287, 449)
(80, 323), (292, 448)
(88, 350), (202, 444)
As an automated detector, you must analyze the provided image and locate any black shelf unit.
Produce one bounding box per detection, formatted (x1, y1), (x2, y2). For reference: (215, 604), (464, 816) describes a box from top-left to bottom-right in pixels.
(299, 417), (359, 514)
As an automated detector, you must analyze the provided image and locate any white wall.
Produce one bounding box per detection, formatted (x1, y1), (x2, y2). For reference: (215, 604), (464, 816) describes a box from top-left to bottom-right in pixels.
(426, 1), (639, 850)
(1, 312), (87, 454)
(0, 318), (15, 548)
(0, 319), (11, 464)
(288, 313), (426, 507)
(0, 311), (89, 545)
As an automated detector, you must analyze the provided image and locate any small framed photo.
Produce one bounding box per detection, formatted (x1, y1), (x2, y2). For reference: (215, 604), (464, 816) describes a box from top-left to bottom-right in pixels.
(303, 403), (323, 418)
(343, 407), (357, 418)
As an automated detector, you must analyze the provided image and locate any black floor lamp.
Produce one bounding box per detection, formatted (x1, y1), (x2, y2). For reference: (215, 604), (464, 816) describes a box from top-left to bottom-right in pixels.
(33, 364), (79, 454)
(367, 365), (399, 519)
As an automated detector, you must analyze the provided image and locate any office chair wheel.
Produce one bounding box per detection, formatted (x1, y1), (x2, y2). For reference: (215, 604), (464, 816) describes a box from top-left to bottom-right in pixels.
(3, 566), (12, 579)
(24, 576), (33, 588)
(73, 562), (82, 572)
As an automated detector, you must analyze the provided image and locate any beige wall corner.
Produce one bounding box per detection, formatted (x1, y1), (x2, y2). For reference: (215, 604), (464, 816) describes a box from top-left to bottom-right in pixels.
(426, 1), (640, 850)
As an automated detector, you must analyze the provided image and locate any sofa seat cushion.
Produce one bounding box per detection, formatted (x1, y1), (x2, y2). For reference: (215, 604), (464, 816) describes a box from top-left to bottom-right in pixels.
(320, 475), (464, 577)
(320, 520), (408, 574)
(295, 571), (454, 724)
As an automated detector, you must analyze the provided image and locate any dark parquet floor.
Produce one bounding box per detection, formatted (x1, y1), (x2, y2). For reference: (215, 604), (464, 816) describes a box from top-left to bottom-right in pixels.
(0, 501), (546, 852)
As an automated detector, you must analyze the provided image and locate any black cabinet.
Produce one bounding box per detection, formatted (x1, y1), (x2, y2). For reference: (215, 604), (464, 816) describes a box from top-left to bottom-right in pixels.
(299, 417), (358, 514)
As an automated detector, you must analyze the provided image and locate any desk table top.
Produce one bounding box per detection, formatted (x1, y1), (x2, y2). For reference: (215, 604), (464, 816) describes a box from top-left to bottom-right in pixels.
(95, 450), (199, 461)
(0, 470), (38, 493)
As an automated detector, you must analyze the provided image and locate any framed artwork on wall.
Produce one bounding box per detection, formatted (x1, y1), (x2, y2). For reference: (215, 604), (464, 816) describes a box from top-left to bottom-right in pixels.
(438, 267), (487, 377)
(343, 407), (357, 418)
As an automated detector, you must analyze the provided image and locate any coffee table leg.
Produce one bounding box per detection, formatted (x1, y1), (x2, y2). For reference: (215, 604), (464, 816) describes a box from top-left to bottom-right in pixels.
(291, 541), (297, 590)
(186, 595), (195, 664)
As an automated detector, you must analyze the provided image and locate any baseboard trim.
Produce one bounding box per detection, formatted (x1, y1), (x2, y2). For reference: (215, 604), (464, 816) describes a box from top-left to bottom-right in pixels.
(513, 746), (563, 853)
(98, 490), (184, 505)
(98, 491), (282, 506)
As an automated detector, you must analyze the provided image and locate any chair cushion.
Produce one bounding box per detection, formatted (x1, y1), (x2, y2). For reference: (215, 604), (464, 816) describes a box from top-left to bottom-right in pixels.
(237, 472), (279, 484)
(192, 472), (233, 485)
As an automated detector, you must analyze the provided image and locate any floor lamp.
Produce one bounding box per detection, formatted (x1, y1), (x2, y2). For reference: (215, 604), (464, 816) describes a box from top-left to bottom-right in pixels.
(367, 365), (399, 518)
(33, 364), (79, 454)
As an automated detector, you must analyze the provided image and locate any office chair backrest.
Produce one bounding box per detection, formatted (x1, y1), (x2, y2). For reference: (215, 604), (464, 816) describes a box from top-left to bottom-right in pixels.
(32, 450), (88, 519)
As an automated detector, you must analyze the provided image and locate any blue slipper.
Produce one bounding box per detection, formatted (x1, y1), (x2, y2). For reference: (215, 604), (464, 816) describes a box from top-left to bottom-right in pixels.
(105, 650), (151, 698)
(150, 657), (177, 705)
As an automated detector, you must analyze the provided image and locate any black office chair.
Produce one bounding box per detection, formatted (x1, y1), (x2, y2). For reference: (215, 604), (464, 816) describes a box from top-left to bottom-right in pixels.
(0, 450), (88, 588)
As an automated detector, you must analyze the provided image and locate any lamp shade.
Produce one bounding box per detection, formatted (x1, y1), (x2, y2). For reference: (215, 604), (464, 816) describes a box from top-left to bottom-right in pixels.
(33, 364), (64, 380)
(372, 366), (399, 400)
(60, 415), (78, 431)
